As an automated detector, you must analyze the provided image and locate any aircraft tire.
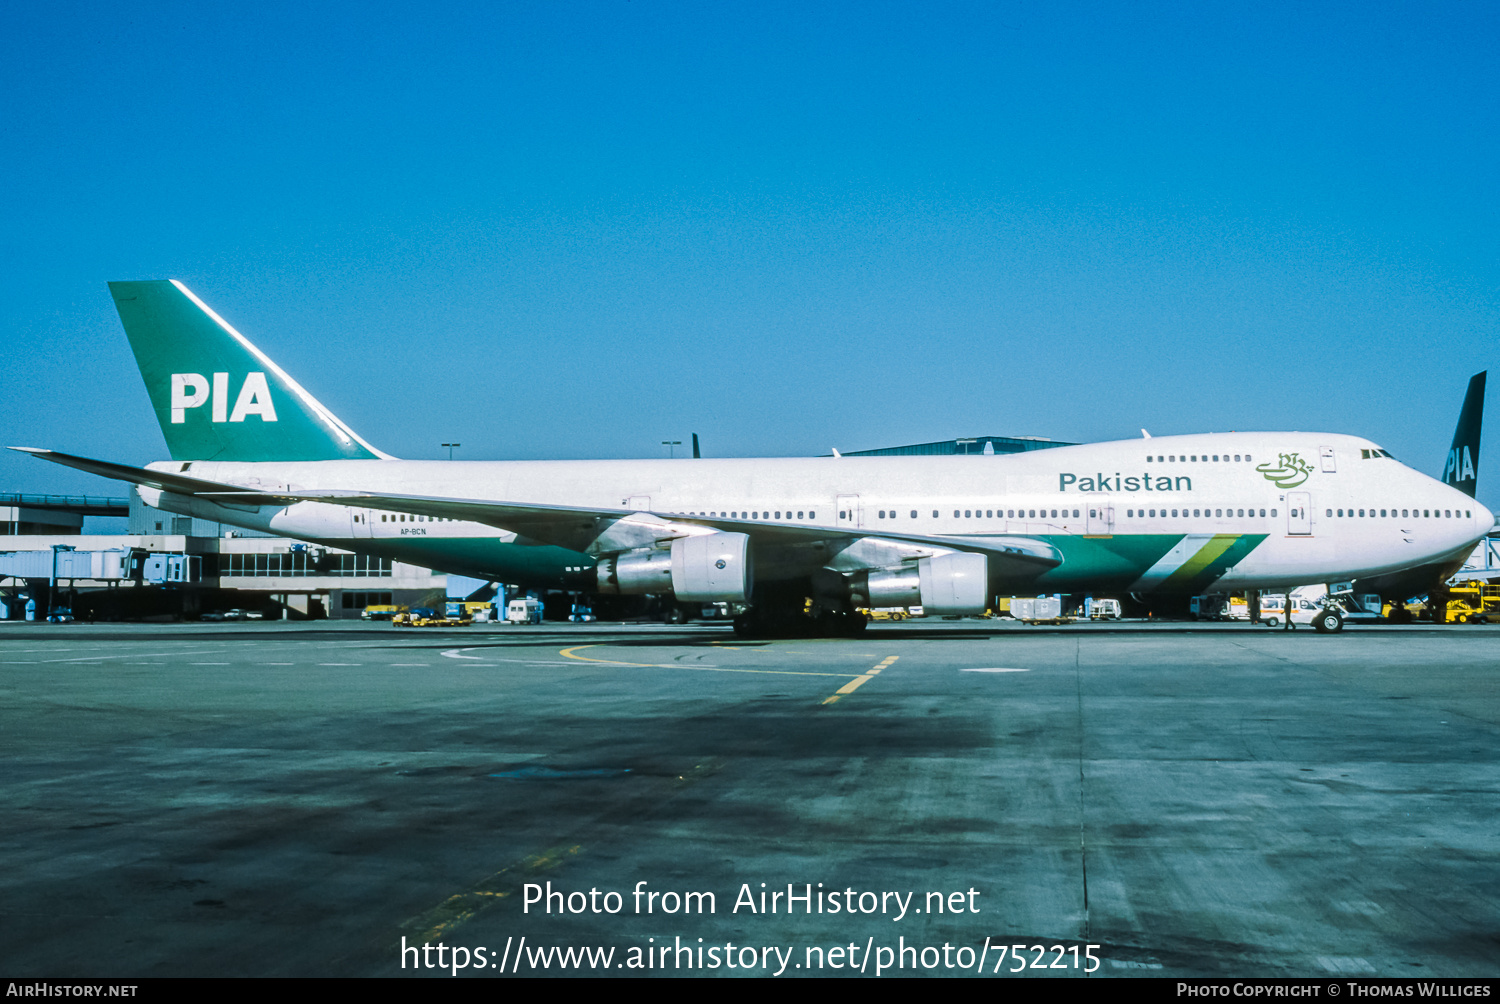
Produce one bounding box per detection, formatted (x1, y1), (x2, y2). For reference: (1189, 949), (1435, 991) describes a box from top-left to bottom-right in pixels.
(1312, 609), (1344, 633)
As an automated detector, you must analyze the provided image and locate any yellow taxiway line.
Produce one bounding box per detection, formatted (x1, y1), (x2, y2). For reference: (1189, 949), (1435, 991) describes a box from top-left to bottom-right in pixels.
(822, 655), (899, 705)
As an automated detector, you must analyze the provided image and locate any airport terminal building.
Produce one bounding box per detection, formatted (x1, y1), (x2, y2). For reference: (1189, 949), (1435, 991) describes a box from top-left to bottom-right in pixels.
(1, 492), (450, 620)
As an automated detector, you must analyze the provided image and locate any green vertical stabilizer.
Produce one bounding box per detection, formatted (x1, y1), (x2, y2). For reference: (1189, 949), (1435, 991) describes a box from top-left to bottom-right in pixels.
(109, 280), (387, 462)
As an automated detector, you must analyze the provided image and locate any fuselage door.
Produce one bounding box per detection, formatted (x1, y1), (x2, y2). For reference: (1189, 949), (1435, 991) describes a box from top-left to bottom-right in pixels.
(1086, 503), (1114, 536)
(626, 495), (652, 513)
(352, 508), (375, 539)
(1319, 447), (1336, 473)
(1286, 492), (1311, 535)
(836, 494), (862, 530)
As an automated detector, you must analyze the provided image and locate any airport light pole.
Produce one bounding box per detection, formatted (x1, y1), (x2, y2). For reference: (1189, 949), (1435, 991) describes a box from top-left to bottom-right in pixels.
(441, 443), (461, 460)
(662, 440), (681, 458)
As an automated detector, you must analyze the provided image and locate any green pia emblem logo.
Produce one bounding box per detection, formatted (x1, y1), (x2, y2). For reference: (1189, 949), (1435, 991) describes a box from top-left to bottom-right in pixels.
(1256, 452), (1313, 488)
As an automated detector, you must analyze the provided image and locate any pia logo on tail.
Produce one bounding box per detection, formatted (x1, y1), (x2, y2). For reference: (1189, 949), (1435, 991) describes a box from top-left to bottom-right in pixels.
(1443, 446), (1476, 486)
(170, 372), (278, 424)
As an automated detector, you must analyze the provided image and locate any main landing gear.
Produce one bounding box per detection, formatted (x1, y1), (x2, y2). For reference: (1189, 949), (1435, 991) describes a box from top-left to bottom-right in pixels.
(1311, 609), (1344, 633)
(732, 582), (867, 638)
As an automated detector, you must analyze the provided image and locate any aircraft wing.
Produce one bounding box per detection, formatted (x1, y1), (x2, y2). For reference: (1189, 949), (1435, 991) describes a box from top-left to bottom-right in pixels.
(11, 447), (1062, 577)
(284, 489), (1063, 576)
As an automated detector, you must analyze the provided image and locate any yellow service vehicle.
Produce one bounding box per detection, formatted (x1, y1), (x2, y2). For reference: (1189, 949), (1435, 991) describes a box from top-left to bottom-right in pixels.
(393, 607), (472, 627)
(1435, 582), (1500, 623)
(862, 606), (921, 621)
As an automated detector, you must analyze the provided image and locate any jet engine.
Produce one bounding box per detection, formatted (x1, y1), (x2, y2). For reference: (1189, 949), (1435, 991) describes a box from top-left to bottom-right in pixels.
(595, 531), (753, 602)
(850, 552), (989, 616)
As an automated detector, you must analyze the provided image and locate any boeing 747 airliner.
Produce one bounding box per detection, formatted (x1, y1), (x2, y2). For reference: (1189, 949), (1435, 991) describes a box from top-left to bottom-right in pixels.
(15, 281), (1493, 635)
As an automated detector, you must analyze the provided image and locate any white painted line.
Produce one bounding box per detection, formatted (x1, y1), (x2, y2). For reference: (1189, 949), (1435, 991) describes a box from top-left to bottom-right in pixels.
(43, 650), (219, 664)
(441, 648), (484, 660)
(961, 667), (1032, 673)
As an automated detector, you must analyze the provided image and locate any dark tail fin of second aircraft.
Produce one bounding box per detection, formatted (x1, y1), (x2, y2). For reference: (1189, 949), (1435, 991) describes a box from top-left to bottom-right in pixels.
(1442, 372), (1485, 498)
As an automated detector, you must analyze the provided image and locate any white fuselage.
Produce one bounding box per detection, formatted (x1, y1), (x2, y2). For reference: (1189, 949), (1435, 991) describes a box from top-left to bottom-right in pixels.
(144, 431), (1492, 593)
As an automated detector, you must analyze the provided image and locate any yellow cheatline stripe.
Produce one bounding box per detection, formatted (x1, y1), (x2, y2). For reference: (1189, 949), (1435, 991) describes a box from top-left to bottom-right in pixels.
(401, 843), (582, 945)
(823, 655), (899, 704)
(559, 645), (856, 678)
(1163, 533), (1241, 588)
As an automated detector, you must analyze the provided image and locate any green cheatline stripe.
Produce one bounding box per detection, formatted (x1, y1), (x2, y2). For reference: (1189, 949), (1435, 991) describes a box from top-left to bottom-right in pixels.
(1161, 534), (1241, 590)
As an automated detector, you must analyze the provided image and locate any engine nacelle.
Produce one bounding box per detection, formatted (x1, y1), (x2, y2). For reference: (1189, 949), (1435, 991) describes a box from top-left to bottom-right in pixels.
(671, 532), (753, 602)
(594, 548), (673, 595)
(595, 532), (753, 602)
(851, 552), (990, 616)
(918, 552), (989, 615)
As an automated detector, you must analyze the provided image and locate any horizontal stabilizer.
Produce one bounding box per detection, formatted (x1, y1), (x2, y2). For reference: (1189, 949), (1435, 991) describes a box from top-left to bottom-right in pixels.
(9, 448), (287, 505)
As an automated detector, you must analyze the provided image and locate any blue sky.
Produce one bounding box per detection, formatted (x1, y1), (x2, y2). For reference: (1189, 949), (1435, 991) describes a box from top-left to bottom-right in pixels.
(2, 1), (1496, 518)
